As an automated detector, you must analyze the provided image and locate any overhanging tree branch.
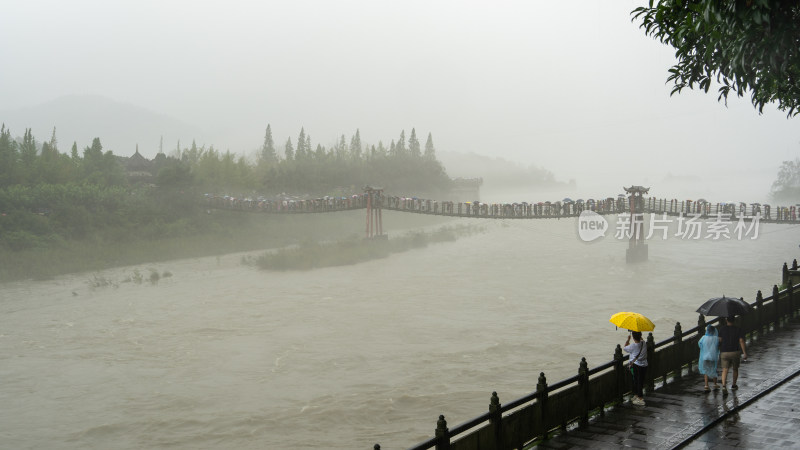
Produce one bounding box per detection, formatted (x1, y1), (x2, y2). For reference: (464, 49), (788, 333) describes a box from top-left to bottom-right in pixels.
(632, 0), (800, 117)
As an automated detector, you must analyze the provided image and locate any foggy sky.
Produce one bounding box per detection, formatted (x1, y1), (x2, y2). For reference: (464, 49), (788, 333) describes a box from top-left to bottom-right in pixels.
(1, 0), (798, 201)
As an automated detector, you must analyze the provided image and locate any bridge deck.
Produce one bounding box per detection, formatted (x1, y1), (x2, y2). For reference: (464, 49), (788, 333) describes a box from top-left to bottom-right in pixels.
(380, 206), (785, 223)
(206, 194), (800, 224)
(210, 203), (798, 224)
(529, 321), (800, 449)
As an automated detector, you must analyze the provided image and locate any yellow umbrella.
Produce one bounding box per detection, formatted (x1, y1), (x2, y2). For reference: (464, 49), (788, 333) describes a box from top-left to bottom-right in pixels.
(609, 311), (655, 332)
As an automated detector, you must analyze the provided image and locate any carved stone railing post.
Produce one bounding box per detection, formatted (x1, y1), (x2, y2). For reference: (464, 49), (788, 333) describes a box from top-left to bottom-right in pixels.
(536, 372), (548, 440)
(783, 262), (789, 287)
(435, 415), (450, 450)
(646, 333), (656, 393)
(579, 358), (589, 427)
(489, 391), (503, 448)
(673, 322), (683, 379)
(613, 345), (624, 404)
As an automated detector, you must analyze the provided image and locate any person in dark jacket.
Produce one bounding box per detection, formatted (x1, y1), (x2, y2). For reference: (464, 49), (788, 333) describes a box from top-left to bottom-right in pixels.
(718, 316), (748, 393)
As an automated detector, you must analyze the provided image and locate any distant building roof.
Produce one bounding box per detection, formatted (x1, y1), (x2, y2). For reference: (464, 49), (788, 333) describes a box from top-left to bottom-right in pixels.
(126, 149), (152, 171)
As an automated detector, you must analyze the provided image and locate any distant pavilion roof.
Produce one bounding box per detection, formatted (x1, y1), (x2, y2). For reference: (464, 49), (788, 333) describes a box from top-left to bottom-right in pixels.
(126, 149), (152, 171)
(623, 185), (650, 195)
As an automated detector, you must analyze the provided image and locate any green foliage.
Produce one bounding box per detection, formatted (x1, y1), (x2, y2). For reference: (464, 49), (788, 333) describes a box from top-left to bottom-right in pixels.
(0, 124), (455, 197)
(335, 135), (348, 160)
(409, 128), (421, 158)
(0, 202), (452, 282)
(350, 129), (362, 160)
(247, 128), (451, 197)
(424, 132), (436, 161)
(19, 129), (37, 171)
(2, 230), (49, 250)
(284, 137), (294, 161)
(0, 124), (19, 186)
(0, 183), (203, 250)
(260, 124), (278, 164)
(0, 128), (127, 189)
(396, 130), (407, 157)
(0, 124), (458, 282)
(156, 158), (193, 187)
(632, 0), (800, 116)
(70, 142), (79, 161)
(771, 158), (800, 201)
(296, 127), (308, 160)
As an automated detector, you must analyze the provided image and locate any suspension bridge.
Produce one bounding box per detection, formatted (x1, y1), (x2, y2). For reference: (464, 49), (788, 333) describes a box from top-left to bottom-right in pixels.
(204, 185), (799, 233)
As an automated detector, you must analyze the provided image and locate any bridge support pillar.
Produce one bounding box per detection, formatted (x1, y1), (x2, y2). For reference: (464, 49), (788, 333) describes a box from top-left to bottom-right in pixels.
(624, 185), (650, 263)
(364, 186), (387, 240)
(626, 244), (648, 263)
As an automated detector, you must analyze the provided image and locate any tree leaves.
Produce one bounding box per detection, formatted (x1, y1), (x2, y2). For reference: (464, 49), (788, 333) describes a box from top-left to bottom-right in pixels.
(771, 158), (800, 201)
(632, 0), (800, 117)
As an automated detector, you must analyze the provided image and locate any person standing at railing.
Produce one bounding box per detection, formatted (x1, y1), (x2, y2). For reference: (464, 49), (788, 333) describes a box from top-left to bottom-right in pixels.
(624, 331), (648, 406)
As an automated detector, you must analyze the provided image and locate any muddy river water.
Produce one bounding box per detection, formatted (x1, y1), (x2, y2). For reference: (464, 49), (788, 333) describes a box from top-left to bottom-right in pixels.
(2, 212), (798, 449)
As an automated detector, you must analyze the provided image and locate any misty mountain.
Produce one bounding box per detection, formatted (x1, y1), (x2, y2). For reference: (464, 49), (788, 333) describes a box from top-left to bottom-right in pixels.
(0, 95), (207, 158)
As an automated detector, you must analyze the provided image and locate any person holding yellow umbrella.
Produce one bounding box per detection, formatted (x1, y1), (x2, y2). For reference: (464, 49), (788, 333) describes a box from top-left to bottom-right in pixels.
(610, 312), (655, 406)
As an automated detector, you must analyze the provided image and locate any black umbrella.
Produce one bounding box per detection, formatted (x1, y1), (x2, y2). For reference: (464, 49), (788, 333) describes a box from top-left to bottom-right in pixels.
(696, 296), (751, 317)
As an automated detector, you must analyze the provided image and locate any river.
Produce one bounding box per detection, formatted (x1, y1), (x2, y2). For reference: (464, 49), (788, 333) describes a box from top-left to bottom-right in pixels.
(1, 210), (799, 449)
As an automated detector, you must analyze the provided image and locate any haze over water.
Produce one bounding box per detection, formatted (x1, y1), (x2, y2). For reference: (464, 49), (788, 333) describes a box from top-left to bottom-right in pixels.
(1, 0), (798, 448)
(2, 211), (798, 449)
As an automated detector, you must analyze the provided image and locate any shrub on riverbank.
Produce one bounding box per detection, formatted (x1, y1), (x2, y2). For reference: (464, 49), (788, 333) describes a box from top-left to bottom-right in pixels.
(0, 184), (204, 249)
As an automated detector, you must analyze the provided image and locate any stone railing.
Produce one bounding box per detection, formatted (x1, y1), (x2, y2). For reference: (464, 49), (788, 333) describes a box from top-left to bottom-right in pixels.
(373, 260), (800, 450)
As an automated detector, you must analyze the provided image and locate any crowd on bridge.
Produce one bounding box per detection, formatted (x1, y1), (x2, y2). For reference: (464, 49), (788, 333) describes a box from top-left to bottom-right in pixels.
(384, 195), (799, 220)
(384, 196), (627, 217)
(204, 192), (800, 221)
(203, 193), (368, 213)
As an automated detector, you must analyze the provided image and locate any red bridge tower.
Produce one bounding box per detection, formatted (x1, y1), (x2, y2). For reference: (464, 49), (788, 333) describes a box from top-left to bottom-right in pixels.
(364, 186), (387, 239)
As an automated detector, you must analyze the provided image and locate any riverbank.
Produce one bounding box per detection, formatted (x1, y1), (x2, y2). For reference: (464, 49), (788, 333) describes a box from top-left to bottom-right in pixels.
(0, 209), (454, 283)
(247, 224), (484, 271)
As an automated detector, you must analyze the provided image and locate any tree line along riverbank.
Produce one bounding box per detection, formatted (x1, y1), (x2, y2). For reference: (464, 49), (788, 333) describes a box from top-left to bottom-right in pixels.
(0, 123), (479, 283)
(0, 187), (458, 283)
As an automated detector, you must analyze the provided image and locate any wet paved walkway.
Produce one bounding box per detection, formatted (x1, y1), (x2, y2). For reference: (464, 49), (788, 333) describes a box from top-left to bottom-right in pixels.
(531, 321), (800, 449)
